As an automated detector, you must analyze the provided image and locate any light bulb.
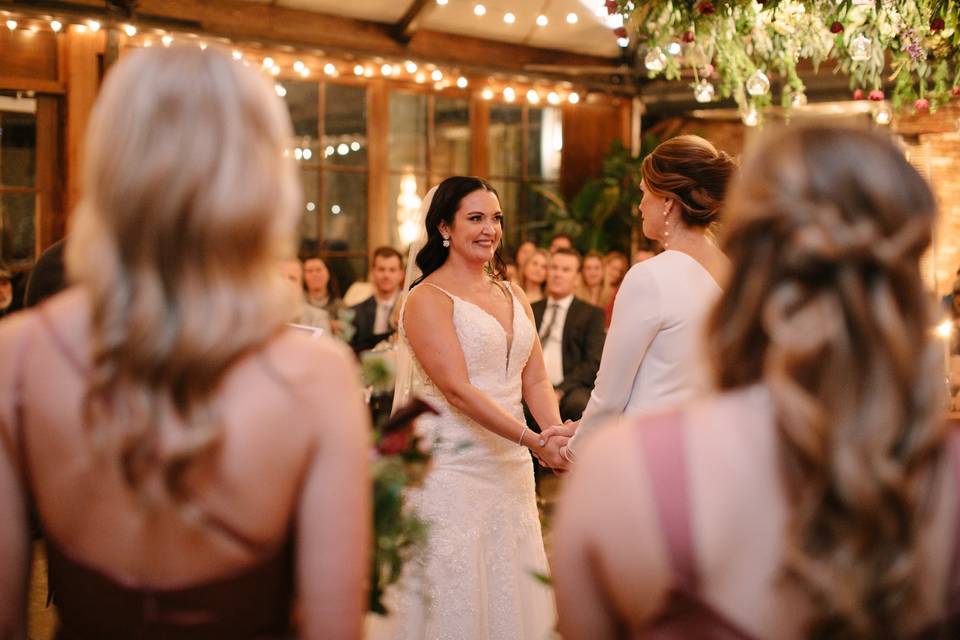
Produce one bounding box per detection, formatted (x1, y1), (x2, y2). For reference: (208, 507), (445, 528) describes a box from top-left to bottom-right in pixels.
(337, 144), (349, 155)
(381, 63), (393, 76)
(527, 89), (540, 103)
(263, 57), (274, 68)
(123, 24), (136, 36)
(536, 15), (548, 27)
(566, 13), (579, 24)
(351, 141), (360, 151)
(324, 63), (337, 75)
(5, 19), (16, 31)
(456, 76), (468, 88)
(50, 20), (62, 32)
(568, 92), (580, 104)
(293, 60), (305, 73)
(232, 50), (242, 60)
(270, 65), (280, 76)
(873, 102), (892, 125)
(481, 87), (494, 100)
(849, 33), (872, 61)
(274, 84), (286, 97)
(667, 42), (682, 56)
(431, 69), (443, 81)
(742, 106), (760, 127)
(547, 91), (561, 105)
(415, 72), (426, 83)
(354, 64), (364, 76)
(504, 12), (516, 24)
(87, 20), (100, 32)
(436, 0), (448, 4)
(503, 86), (516, 102)
(746, 69), (770, 96)
(644, 47), (666, 72)
(405, 60), (417, 73)
(474, 4), (486, 16)
(161, 35), (173, 47)
(694, 80), (715, 103)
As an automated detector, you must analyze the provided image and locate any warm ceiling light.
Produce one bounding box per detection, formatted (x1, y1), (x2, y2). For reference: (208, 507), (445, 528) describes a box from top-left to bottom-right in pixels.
(50, 19), (62, 32)
(293, 60), (305, 72)
(324, 63), (337, 75)
(436, 0), (448, 4)
(270, 65), (281, 76)
(566, 13), (578, 24)
(415, 72), (426, 83)
(123, 24), (136, 36)
(536, 15), (548, 27)
(232, 49), (242, 60)
(503, 12), (516, 24)
(503, 86), (516, 102)
(5, 19), (16, 31)
(87, 20), (100, 32)
(526, 89), (540, 103)
(199, 41), (207, 50)
(547, 91), (561, 104)
(456, 76), (468, 88)
(431, 69), (443, 81)
(263, 56), (274, 68)
(474, 4), (486, 16)
(481, 87), (494, 100)
(161, 34), (173, 47)
(354, 64), (364, 76)
(405, 60), (417, 73)
(567, 92), (580, 104)
(381, 63), (393, 76)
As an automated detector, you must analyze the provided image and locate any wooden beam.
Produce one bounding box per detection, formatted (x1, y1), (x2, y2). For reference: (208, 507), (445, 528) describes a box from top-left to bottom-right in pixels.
(134, 0), (618, 76)
(392, 0), (434, 44)
(0, 77), (65, 94)
(62, 25), (103, 219)
(366, 78), (390, 254)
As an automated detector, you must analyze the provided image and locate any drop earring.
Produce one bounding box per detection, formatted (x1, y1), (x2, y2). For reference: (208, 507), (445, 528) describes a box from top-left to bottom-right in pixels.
(442, 236), (451, 248)
(662, 209), (670, 249)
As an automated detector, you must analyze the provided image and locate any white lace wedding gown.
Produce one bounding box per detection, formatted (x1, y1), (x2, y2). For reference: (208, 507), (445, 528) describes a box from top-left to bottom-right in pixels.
(378, 281), (556, 639)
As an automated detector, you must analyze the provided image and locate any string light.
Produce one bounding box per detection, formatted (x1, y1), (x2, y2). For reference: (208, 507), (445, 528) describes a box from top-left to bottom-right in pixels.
(49, 19), (62, 32)
(381, 63), (393, 76)
(456, 76), (468, 88)
(474, 4), (486, 16)
(263, 56), (274, 68)
(123, 24), (137, 36)
(436, 0), (448, 4)
(232, 49), (242, 60)
(354, 64), (364, 76)
(5, 19), (16, 31)
(536, 15), (548, 27)
(547, 91), (561, 104)
(270, 65), (280, 76)
(293, 60), (305, 73)
(405, 60), (417, 73)
(415, 72), (426, 83)
(504, 12), (516, 24)
(87, 20), (100, 32)
(568, 92), (580, 104)
(482, 87), (494, 100)
(199, 41), (207, 50)
(526, 89), (540, 103)
(431, 69), (443, 81)
(324, 63), (337, 75)
(503, 86), (516, 102)
(566, 13), (579, 24)
(161, 34), (173, 47)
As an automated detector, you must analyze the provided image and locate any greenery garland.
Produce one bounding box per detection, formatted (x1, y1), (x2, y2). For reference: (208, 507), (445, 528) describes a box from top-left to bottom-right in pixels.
(608, 0), (960, 122)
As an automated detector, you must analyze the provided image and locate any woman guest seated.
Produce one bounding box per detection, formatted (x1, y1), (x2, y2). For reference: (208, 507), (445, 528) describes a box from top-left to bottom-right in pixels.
(599, 251), (628, 328)
(303, 255), (343, 320)
(519, 248), (549, 304)
(575, 251), (605, 308)
(552, 125), (959, 638)
(0, 47), (369, 639)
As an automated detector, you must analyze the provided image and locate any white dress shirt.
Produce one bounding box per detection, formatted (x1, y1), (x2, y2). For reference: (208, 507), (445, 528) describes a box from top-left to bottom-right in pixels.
(568, 250), (722, 455)
(373, 292), (399, 335)
(539, 293), (575, 387)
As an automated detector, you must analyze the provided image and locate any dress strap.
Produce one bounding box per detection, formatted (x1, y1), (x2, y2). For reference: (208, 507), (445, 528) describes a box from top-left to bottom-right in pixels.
(418, 281), (457, 300)
(636, 410), (698, 592)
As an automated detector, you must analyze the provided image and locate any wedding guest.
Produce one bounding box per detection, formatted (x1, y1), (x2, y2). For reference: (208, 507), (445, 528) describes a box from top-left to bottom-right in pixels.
(575, 251), (605, 307)
(532, 248), (605, 422)
(599, 250), (629, 328)
(519, 248), (549, 304)
(281, 258), (332, 333)
(545, 135), (735, 465)
(0, 47), (369, 639)
(514, 240), (537, 275)
(504, 256), (518, 285)
(303, 255), (343, 319)
(0, 267), (13, 319)
(552, 125), (958, 638)
(632, 248), (656, 264)
(24, 238), (67, 307)
(349, 246), (404, 354)
(549, 233), (574, 253)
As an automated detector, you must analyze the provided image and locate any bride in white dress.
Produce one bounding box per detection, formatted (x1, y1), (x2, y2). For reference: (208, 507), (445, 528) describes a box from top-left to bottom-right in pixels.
(382, 177), (561, 639)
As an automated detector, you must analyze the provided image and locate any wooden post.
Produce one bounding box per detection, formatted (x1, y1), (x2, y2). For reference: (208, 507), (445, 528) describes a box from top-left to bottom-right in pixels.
(366, 77), (389, 255)
(61, 25), (103, 222)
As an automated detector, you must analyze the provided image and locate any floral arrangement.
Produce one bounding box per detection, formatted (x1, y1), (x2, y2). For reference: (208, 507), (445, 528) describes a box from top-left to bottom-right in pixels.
(363, 353), (436, 615)
(606, 0), (960, 124)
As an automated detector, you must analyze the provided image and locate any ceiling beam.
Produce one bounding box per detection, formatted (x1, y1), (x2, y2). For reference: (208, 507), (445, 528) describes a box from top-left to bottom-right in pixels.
(130, 0), (621, 82)
(391, 0), (433, 44)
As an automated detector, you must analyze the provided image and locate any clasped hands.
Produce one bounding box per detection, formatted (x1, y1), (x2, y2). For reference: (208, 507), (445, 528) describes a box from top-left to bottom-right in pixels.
(532, 420), (578, 472)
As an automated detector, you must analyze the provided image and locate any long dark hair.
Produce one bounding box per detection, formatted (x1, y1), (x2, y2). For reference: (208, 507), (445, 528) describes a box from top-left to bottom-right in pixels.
(410, 176), (507, 288)
(706, 125), (942, 637)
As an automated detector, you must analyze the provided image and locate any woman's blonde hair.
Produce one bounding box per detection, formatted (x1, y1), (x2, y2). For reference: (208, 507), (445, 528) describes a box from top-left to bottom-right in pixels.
(66, 47), (301, 504)
(706, 125), (943, 637)
(519, 248), (550, 294)
(641, 134), (736, 228)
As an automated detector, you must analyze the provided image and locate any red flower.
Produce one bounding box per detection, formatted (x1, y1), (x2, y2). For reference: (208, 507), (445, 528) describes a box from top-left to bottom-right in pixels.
(605, 0), (618, 15)
(868, 89), (884, 101)
(830, 21), (844, 34)
(682, 30), (696, 43)
(698, 1), (715, 15)
(951, 86), (960, 97)
(613, 26), (627, 38)
(931, 16), (946, 32)
(852, 89), (865, 100)
(377, 427), (413, 456)
(915, 98), (930, 112)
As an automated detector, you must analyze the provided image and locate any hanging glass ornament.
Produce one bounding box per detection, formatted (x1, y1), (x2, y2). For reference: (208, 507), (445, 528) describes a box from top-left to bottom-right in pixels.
(667, 41), (682, 56)
(849, 34), (872, 62)
(791, 92), (808, 108)
(746, 69), (770, 96)
(644, 47), (667, 72)
(742, 105), (760, 127)
(694, 80), (715, 103)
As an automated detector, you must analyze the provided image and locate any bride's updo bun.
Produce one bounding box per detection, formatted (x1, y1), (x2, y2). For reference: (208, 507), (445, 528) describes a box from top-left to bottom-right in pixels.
(641, 135), (736, 227)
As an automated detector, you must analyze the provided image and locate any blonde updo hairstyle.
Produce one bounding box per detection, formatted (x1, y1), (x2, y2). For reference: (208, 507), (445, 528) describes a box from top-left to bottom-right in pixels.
(706, 125), (943, 637)
(66, 47), (301, 505)
(640, 134), (736, 228)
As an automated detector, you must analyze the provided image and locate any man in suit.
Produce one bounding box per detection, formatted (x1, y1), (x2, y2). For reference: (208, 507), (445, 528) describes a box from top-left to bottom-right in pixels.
(532, 247), (606, 422)
(349, 246), (404, 354)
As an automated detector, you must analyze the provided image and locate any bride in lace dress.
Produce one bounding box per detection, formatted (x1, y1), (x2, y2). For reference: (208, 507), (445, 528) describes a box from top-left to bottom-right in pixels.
(381, 177), (562, 639)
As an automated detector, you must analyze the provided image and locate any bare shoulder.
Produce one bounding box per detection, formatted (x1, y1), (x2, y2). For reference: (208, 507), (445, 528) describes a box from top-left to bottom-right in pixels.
(264, 329), (358, 389)
(403, 280), (454, 320)
(505, 280), (535, 318)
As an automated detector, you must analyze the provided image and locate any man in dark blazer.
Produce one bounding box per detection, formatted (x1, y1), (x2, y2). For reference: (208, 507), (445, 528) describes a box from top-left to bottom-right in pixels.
(532, 248), (606, 422)
(349, 246), (405, 355)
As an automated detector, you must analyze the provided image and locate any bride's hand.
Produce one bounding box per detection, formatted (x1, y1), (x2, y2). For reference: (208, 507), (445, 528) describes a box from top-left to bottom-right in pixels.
(539, 419), (577, 442)
(537, 434), (572, 471)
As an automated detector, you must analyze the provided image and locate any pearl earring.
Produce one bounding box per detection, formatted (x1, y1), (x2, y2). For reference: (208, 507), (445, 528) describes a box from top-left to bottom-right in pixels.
(442, 236), (451, 248)
(663, 209), (670, 249)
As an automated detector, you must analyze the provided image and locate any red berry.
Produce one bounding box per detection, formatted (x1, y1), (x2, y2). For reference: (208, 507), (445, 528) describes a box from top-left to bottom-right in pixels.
(605, 0), (618, 15)
(915, 98), (930, 112)
(698, 1), (715, 15)
(853, 89), (865, 100)
(868, 89), (884, 101)
(931, 16), (946, 32)
(682, 30), (695, 43)
(951, 86), (960, 97)
(613, 26), (627, 38)
(830, 21), (844, 34)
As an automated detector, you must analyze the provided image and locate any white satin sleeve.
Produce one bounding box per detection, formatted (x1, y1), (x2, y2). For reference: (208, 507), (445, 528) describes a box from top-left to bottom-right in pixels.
(567, 263), (662, 456)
